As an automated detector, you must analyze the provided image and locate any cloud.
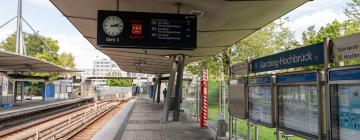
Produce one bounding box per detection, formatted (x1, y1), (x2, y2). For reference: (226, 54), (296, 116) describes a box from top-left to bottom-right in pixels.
(27, 0), (54, 8)
(284, 0), (349, 41)
(43, 33), (109, 69)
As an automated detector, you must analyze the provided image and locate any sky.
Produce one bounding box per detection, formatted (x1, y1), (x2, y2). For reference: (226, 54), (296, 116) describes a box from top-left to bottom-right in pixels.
(0, 0), (352, 69)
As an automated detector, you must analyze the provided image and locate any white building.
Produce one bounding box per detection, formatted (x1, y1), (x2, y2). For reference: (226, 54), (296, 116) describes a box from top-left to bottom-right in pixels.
(80, 58), (151, 86)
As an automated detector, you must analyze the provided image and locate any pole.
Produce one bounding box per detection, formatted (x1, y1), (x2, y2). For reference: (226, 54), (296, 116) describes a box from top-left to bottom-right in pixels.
(255, 125), (259, 140)
(16, 0), (24, 55)
(173, 55), (184, 122)
(162, 57), (177, 122)
(156, 77), (161, 103)
(322, 37), (330, 140)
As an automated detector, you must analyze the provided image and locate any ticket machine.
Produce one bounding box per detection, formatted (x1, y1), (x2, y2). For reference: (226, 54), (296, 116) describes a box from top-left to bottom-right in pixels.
(329, 65), (360, 140)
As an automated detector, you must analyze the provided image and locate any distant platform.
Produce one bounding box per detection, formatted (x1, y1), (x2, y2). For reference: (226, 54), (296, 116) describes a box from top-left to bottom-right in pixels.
(93, 99), (215, 140)
(0, 97), (93, 118)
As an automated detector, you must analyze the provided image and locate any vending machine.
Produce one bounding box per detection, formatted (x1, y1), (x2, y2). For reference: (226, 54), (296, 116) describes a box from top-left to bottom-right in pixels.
(229, 77), (247, 119)
(329, 65), (360, 140)
(248, 75), (275, 127)
(276, 70), (322, 140)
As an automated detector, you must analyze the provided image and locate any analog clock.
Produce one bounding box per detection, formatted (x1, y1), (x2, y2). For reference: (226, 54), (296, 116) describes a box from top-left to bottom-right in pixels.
(103, 16), (124, 36)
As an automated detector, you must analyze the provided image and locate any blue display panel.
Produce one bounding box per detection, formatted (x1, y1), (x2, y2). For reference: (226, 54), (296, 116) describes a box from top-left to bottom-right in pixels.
(337, 84), (360, 140)
(248, 76), (272, 84)
(249, 85), (272, 126)
(251, 43), (324, 73)
(278, 85), (319, 138)
(329, 68), (360, 81)
(277, 72), (317, 83)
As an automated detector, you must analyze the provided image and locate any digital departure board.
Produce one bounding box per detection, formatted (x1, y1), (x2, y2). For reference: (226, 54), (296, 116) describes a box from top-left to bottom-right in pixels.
(97, 10), (197, 50)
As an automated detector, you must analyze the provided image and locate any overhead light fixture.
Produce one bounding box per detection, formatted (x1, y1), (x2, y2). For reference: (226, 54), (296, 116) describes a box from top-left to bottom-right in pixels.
(190, 10), (205, 18)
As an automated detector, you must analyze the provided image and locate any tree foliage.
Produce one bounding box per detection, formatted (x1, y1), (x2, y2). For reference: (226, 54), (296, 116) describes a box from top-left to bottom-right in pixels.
(0, 32), (75, 68)
(106, 79), (132, 87)
(186, 18), (298, 80)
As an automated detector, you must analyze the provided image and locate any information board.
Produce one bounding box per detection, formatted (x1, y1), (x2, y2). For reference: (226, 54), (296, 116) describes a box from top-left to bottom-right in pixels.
(249, 84), (272, 125)
(229, 78), (247, 119)
(251, 43), (324, 73)
(278, 85), (319, 138)
(97, 10), (197, 50)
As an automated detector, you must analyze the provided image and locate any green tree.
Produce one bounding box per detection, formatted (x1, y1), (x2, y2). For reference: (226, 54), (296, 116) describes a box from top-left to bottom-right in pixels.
(59, 52), (76, 68)
(106, 79), (132, 87)
(345, 0), (360, 20)
(0, 32), (75, 68)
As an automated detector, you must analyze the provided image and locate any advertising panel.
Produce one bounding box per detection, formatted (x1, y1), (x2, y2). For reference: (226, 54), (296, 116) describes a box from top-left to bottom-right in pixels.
(337, 84), (360, 140)
(97, 10), (197, 50)
(329, 66), (360, 140)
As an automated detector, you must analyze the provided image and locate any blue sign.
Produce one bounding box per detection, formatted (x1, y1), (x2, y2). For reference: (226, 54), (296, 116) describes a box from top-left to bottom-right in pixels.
(329, 68), (360, 81)
(248, 76), (272, 84)
(251, 43), (324, 73)
(277, 72), (317, 83)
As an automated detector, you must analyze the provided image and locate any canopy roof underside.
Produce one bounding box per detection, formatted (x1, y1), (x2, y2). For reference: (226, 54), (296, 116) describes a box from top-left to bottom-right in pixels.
(50, 0), (308, 74)
(0, 50), (75, 72)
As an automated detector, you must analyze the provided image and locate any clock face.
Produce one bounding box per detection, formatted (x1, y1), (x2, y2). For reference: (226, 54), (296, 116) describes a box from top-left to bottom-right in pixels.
(103, 16), (124, 36)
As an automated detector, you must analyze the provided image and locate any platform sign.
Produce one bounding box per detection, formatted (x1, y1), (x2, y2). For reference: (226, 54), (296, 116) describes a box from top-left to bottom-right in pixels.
(329, 66), (360, 140)
(277, 71), (319, 139)
(231, 61), (249, 76)
(97, 10), (197, 50)
(248, 76), (273, 127)
(2, 75), (8, 96)
(251, 43), (324, 73)
(200, 69), (208, 128)
(333, 33), (360, 62)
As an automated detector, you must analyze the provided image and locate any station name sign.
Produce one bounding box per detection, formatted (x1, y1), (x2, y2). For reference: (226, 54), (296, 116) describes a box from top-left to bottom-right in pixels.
(97, 10), (197, 50)
(251, 43), (324, 73)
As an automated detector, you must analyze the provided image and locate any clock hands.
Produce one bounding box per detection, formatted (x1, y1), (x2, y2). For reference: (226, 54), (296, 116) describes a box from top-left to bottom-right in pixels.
(110, 23), (122, 27)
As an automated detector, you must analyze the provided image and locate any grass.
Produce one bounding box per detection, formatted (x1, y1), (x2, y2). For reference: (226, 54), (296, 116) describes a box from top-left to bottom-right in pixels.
(208, 104), (305, 140)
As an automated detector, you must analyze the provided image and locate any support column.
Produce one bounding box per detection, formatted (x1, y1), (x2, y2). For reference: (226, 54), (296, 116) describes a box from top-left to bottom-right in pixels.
(156, 77), (161, 103)
(21, 81), (24, 104)
(162, 57), (177, 122)
(152, 77), (158, 103)
(173, 55), (184, 122)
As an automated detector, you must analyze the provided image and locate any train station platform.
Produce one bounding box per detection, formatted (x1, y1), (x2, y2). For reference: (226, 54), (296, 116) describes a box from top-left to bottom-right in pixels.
(0, 97), (92, 119)
(93, 99), (216, 140)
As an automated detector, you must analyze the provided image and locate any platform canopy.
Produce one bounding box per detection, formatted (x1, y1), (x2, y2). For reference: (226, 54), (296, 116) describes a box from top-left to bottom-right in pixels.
(0, 50), (75, 72)
(50, 0), (308, 74)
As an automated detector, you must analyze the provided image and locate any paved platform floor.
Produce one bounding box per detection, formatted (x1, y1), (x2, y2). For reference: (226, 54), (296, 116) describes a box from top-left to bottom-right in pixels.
(120, 99), (214, 140)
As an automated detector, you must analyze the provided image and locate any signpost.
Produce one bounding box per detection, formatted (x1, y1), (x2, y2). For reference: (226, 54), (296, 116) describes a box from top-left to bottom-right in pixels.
(200, 69), (208, 128)
(97, 10), (197, 50)
(333, 33), (360, 62)
(251, 43), (324, 73)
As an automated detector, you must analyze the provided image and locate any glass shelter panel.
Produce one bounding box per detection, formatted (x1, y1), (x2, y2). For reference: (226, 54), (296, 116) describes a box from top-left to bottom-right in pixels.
(249, 85), (272, 125)
(278, 85), (319, 137)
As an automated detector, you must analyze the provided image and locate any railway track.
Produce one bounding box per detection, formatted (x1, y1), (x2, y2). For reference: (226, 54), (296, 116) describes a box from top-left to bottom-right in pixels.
(0, 98), (131, 140)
